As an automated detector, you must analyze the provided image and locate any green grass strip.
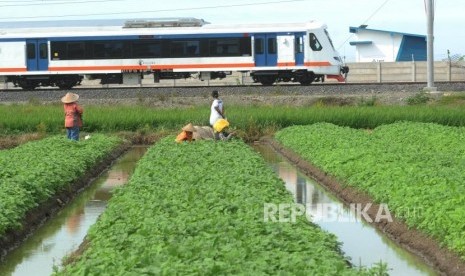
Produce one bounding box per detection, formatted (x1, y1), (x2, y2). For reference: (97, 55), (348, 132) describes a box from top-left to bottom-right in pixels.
(58, 138), (381, 275)
(0, 135), (122, 236)
(2, 104), (465, 134)
(275, 122), (465, 259)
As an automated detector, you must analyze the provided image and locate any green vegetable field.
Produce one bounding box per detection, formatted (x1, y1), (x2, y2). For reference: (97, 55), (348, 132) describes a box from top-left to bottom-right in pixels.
(0, 135), (122, 237)
(275, 122), (465, 258)
(57, 138), (380, 275)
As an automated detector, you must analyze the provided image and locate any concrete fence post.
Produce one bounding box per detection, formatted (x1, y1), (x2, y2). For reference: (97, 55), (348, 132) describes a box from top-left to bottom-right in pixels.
(412, 61), (416, 82)
(377, 62), (382, 83)
(447, 61), (452, 82)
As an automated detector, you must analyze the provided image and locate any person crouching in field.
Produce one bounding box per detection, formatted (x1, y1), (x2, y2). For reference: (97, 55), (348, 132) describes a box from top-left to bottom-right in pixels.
(61, 92), (83, 141)
(213, 119), (235, 141)
(192, 125), (215, 141)
(176, 123), (196, 143)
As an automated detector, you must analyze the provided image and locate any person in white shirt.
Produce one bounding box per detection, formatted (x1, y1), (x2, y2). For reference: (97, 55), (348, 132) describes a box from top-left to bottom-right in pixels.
(209, 90), (225, 126)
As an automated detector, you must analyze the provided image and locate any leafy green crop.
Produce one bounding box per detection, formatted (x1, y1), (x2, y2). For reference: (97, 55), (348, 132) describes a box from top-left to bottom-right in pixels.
(276, 122), (465, 259)
(0, 135), (122, 236)
(58, 138), (380, 275)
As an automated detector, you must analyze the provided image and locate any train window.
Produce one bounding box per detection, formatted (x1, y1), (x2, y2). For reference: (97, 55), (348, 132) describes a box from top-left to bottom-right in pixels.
(309, 33), (322, 51)
(209, 38), (241, 57)
(255, 38), (264, 54)
(295, 36), (304, 53)
(240, 37), (252, 56)
(39, 43), (48, 59)
(50, 42), (66, 60)
(186, 41), (199, 55)
(324, 29), (336, 51)
(93, 41), (123, 59)
(132, 40), (162, 58)
(170, 40), (199, 57)
(268, 38), (277, 54)
(27, 43), (35, 59)
(67, 42), (86, 59)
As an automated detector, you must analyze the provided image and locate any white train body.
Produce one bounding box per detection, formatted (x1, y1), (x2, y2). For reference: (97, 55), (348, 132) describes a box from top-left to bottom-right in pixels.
(0, 19), (348, 89)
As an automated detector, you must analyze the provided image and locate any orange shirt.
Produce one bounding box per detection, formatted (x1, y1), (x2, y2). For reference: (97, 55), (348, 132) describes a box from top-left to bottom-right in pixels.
(64, 103), (83, 128)
(175, 131), (193, 143)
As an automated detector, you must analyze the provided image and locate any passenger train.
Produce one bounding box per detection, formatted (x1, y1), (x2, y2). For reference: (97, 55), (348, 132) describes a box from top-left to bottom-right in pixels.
(0, 18), (349, 90)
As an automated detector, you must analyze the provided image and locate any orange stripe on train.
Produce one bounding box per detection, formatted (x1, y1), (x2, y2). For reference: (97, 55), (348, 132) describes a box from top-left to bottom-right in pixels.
(304, 61), (332, 66)
(277, 62), (296, 66)
(3, 62), (332, 72)
(0, 68), (27, 72)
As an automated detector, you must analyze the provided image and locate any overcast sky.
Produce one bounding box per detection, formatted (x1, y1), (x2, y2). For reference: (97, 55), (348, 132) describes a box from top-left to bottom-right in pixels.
(0, 0), (462, 62)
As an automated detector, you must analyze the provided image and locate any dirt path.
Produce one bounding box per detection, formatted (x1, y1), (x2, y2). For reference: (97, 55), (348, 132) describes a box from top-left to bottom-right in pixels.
(0, 133), (45, 150)
(263, 137), (465, 276)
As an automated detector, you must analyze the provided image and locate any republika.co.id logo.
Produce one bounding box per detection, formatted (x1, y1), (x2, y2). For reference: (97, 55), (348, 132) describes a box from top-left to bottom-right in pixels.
(263, 202), (395, 223)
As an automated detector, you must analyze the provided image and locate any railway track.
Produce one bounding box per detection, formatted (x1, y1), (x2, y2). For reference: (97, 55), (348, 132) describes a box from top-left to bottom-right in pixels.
(1, 82), (464, 103)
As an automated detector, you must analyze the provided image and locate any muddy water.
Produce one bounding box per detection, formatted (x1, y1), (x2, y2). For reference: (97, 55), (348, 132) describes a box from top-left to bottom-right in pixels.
(253, 144), (437, 276)
(0, 146), (147, 276)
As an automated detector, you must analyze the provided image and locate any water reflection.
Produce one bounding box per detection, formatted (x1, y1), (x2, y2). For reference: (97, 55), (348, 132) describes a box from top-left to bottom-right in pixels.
(65, 207), (84, 235)
(0, 147), (147, 276)
(254, 144), (437, 276)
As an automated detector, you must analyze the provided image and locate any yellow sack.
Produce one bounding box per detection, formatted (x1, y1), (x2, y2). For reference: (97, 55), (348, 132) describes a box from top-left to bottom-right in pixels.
(213, 119), (229, 133)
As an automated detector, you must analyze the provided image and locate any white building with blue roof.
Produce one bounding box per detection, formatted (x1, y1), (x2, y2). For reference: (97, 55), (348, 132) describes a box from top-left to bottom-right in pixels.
(349, 25), (426, 62)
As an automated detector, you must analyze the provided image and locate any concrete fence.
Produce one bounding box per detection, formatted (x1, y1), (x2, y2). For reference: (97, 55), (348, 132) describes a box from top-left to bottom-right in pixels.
(345, 61), (465, 83)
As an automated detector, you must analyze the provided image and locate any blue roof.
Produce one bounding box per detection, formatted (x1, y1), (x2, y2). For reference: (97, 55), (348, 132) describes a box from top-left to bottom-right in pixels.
(349, 26), (426, 38)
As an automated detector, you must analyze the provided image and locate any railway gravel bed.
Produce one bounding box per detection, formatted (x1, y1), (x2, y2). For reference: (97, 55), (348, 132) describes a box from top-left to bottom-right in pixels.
(1, 82), (465, 106)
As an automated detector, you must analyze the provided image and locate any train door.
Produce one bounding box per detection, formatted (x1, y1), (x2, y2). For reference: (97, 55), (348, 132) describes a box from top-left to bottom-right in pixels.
(294, 34), (304, 66)
(26, 39), (49, 71)
(254, 34), (277, 66)
(277, 35), (295, 66)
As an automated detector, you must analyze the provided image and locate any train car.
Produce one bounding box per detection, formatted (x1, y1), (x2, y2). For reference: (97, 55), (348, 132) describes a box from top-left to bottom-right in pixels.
(0, 18), (349, 90)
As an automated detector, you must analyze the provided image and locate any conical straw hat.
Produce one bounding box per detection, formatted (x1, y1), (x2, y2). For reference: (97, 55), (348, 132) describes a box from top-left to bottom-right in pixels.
(61, 92), (79, 103)
(182, 123), (195, 132)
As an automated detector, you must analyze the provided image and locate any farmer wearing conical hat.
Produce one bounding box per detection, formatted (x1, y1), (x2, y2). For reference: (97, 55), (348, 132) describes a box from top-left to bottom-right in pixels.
(61, 92), (83, 141)
(175, 123), (196, 143)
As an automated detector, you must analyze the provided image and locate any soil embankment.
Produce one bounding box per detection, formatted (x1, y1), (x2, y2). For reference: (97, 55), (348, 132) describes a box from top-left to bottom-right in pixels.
(263, 137), (465, 276)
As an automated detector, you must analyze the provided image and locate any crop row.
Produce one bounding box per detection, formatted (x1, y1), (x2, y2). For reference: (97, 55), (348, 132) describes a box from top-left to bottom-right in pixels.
(0, 135), (122, 237)
(2, 104), (465, 134)
(275, 122), (465, 258)
(58, 138), (381, 275)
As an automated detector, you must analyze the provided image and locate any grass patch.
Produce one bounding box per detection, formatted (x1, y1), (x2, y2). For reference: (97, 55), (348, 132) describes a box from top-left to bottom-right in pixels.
(1, 104), (465, 138)
(405, 92), (431, 105)
(437, 92), (465, 106)
(312, 96), (355, 106)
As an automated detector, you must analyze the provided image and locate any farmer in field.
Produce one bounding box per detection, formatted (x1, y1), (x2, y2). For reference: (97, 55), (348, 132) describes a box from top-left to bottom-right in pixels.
(192, 125), (215, 140)
(61, 92), (83, 141)
(213, 119), (235, 141)
(209, 90), (225, 126)
(176, 123), (196, 143)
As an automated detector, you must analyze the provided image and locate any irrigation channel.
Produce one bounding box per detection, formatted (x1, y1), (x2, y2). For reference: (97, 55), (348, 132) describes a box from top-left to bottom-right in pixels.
(253, 144), (438, 276)
(0, 146), (148, 276)
(0, 143), (440, 275)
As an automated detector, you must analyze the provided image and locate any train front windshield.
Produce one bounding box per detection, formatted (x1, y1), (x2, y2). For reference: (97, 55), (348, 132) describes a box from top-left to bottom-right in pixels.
(324, 29), (336, 51)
